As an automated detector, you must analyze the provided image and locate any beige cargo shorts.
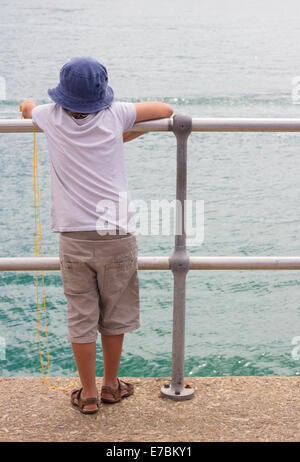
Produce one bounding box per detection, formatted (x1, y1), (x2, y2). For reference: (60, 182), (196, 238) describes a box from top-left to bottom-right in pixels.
(59, 231), (140, 343)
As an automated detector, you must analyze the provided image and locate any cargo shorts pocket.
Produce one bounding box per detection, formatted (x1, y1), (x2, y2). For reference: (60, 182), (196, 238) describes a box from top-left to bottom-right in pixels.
(60, 257), (96, 295)
(103, 251), (138, 295)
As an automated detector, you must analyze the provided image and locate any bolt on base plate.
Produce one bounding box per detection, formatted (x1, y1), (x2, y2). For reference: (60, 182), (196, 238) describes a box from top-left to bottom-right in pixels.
(160, 383), (195, 401)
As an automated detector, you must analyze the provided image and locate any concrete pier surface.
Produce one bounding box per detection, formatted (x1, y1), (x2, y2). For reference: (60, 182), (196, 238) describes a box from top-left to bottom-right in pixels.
(0, 376), (300, 442)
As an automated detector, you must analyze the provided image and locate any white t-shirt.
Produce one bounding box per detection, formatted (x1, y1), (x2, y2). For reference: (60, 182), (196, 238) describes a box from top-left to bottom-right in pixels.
(32, 102), (137, 233)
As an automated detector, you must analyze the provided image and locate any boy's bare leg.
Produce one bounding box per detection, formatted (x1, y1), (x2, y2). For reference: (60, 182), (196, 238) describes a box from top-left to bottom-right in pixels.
(72, 342), (98, 411)
(101, 333), (124, 398)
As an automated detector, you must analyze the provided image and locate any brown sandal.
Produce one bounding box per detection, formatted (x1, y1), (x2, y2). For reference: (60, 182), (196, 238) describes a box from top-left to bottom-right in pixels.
(71, 388), (99, 414)
(101, 378), (134, 403)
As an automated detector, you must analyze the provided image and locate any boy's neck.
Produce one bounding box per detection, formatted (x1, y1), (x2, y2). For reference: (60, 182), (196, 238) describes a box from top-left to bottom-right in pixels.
(65, 109), (89, 120)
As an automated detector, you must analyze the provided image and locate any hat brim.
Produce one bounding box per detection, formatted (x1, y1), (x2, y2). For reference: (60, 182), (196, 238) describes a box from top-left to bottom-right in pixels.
(47, 84), (114, 113)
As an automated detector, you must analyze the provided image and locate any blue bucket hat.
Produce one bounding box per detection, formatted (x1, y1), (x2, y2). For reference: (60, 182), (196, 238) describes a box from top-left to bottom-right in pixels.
(48, 56), (114, 113)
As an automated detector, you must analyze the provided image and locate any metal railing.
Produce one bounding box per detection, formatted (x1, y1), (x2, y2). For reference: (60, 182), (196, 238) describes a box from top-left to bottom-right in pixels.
(1, 115), (300, 401)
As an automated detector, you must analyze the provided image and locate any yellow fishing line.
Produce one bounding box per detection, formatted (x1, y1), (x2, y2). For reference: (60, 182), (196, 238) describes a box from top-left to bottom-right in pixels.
(32, 122), (78, 391)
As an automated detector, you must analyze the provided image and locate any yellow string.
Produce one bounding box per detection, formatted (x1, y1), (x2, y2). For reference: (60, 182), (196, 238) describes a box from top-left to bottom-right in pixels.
(32, 122), (78, 391)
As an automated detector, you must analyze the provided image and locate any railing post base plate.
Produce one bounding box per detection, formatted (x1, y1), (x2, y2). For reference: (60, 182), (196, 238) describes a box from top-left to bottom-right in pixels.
(160, 384), (195, 401)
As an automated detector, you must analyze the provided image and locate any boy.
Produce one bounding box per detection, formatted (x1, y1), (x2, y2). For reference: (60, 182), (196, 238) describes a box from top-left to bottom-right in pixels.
(21, 56), (173, 414)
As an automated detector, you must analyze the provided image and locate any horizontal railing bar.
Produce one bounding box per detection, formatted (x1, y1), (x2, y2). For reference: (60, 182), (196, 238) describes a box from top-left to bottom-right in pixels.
(3, 118), (300, 133)
(0, 119), (43, 133)
(0, 119), (172, 133)
(190, 118), (300, 132)
(1, 256), (300, 271)
(189, 256), (300, 269)
(0, 257), (170, 271)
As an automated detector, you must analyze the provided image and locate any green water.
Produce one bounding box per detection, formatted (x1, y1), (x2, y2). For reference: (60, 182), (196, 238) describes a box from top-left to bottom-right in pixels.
(1, 0), (300, 377)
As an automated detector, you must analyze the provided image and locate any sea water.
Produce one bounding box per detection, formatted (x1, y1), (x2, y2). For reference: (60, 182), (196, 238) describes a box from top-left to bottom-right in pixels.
(1, 0), (300, 377)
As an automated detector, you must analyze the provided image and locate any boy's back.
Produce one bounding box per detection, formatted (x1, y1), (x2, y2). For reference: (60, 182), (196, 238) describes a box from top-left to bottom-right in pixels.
(32, 101), (137, 233)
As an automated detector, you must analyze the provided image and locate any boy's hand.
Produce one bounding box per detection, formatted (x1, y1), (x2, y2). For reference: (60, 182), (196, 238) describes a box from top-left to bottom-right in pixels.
(20, 100), (37, 119)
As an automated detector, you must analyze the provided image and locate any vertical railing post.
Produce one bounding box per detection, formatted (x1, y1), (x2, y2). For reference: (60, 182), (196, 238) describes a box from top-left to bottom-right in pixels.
(161, 114), (195, 400)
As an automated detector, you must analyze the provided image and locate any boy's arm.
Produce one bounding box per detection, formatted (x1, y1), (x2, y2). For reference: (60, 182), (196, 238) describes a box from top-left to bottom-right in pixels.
(123, 101), (173, 143)
(123, 131), (145, 143)
(20, 100), (37, 119)
(134, 102), (173, 123)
